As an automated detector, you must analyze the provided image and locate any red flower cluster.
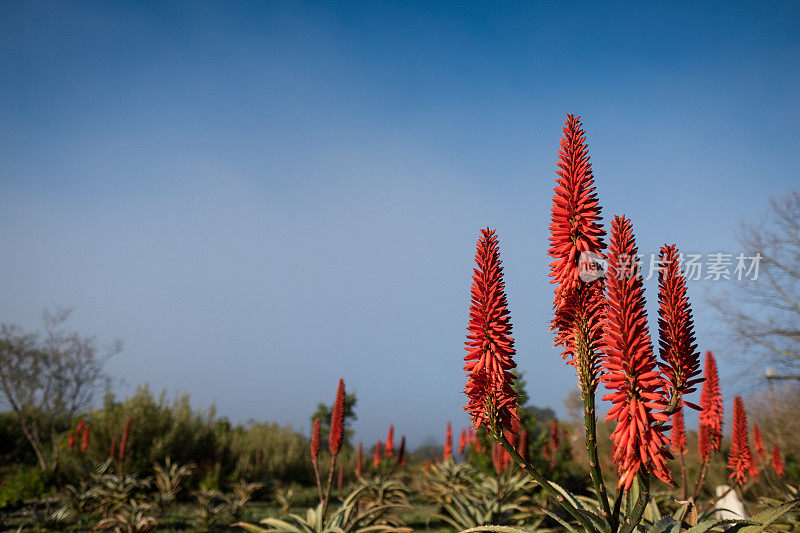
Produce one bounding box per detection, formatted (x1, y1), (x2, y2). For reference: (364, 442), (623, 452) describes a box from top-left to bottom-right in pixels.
(443, 422), (453, 460)
(752, 424), (765, 463)
(657, 245), (702, 409)
(698, 351), (723, 456)
(398, 436), (406, 466)
(311, 418), (321, 463)
(385, 425), (394, 458)
(329, 379), (346, 455)
(670, 409), (687, 456)
(463, 228), (518, 431)
(374, 441), (382, 468)
(772, 444), (785, 477)
(728, 395), (756, 486)
(548, 115), (606, 389)
(458, 429), (467, 455)
(601, 216), (673, 490)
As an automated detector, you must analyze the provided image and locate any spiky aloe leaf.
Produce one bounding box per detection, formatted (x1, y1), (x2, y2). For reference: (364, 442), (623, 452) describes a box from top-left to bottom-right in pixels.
(646, 516), (681, 533)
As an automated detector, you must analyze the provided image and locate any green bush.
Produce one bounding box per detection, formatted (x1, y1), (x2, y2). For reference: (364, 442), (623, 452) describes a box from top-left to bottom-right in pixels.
(0, 467), (55, 509)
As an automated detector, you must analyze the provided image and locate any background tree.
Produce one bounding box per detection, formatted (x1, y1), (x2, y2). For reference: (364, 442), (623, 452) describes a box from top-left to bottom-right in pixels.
(709, 190), (800, 380)
(0, 308), (120, 471)
(309, 390), (357, 449)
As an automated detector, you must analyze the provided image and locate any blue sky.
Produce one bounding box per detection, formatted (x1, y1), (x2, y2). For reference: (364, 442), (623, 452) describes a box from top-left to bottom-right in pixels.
(1, 1), (798, 448)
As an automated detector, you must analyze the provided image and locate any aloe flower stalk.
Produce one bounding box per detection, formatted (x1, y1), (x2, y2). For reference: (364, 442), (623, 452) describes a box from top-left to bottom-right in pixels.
(119, 415), (132, 460)
(311, 418), (323, 501)
(728, 395), (756, 486)
(753, 424), (765, 463)
(337, 465), (343, 491)
(699, 351), (724, 453)
(329, 379), (345, 455)
(322, 379), (346, 518)
(772, 444), (785, 477)
(601, 216), (673, 490)
(374, 440), (381, 468)
(398, 436), (406, 466)
(657, 245), (702, 410)
(463, 228), (518, 432)
(443, 422), (453, 460)
(81, 424), (90, 453)
(518, 429), (528, 462)
(68, 430), (76, 451)
(548, 114), (610, 518)
(458, 429), (467, 455)
(671, 409), (687, 456)
(109, 434), (117, 460)
(385, 425), (394, 458)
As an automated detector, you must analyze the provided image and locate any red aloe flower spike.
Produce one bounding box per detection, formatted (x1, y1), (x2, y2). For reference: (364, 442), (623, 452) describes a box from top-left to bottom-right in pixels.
(329, 379), (345, 455)
(699, 351), (724, 452)
(728, 395), (756, 486)
(543, 440), (554, 468)
(698, 424), (711, 462)
(119, 416), (132, 461)
(753, 424), (765, 462)
(464, 228), (519, 431)
(601, 215), (674, 490)
(657, 245), (703, 409)
(77, 419), (85, 434)
(109, 434), (117, 459)
(772, 444), (785, 477)
(424, 460), (431, 472)
(398, 436), (406, 466)
(548, 114), (606, 390)
(374, 440), (382, 468)
(385, 425), (394, 458)
(671, 409), (687, 456)
(550, 420), (560, 450)
(81, 423), (91, 452)
(311, 418), (321, 464)
(443, 422), (453, 460)
(356, 442), (363, 478)
(491, 441), (509, 474)
(458, 429), (467, 455)
(518, 429), (528, 462)
(68, 430), (76, 451)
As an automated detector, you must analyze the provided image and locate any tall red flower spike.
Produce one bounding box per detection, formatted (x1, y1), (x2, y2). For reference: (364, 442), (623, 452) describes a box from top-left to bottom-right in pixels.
(81, 424), (91, 452)
(374, 440), (382, 468)
(543, 440), (554, 468)
(728, 396), (756, 486)
(119, 416), (132, 460)
(657, 245), (702, 409)
(601, 216), (673, 490)
(458, 429), (467, 455)
(68, 430), (76, 451)
(698, 424), (711, 462)
(753, 424), (765, 463)
(670, 409), (687, 456)
(550, 420), (560, 450)
(518, 429), (529, 462)
(699, 351), (724, 453)
(491, 441), (509, 474)
(385, 425), (394, 458)
(443, 422), (453, 460)
(356, 442), (363, 478)
(109, 434), (117, 459)
(329, 379), (346, 455)
(398, 436), (406, 466)
(548, 114), (606, 391)
(772, 444), (785, 477)
(311, 418), (321, 464)
(463, 228), (518, 431)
